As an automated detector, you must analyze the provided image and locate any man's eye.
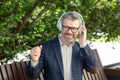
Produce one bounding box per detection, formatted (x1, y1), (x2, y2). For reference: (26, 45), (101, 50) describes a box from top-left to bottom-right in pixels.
(72, 28), (77, 30)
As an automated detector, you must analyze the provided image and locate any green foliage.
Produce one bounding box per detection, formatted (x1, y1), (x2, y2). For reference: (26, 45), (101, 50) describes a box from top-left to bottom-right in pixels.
(0, 0), (120, 59)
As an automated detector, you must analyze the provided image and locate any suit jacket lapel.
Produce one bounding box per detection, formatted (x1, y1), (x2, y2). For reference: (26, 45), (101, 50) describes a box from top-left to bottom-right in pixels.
(71, 43), (80, 79)
(52, 36), (64, 76)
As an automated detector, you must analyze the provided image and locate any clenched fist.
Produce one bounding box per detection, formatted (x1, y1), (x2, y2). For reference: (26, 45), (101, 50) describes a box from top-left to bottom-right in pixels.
(30, 45), (42, 62)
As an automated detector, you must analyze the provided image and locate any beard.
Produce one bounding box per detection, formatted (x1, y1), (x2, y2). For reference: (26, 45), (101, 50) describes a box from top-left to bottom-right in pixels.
(61, 33), (74, 43)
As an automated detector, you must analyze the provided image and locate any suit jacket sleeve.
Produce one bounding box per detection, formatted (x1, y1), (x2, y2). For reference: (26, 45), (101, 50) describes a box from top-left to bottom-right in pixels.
(81, 44), (100, 73)
(26, 50), (44, 79)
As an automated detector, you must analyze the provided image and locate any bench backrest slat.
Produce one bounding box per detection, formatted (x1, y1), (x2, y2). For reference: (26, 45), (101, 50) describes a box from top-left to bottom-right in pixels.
(91, 73), (97, 80)
(20, 61), (28, 80)
(5, 64), (14, 80)
(1, 65), (9, 80)
(10, 62), (19, 80)
(0, 71), (2, 80)
(16, 62), (25, 80)
(82, 69), (88, 80)
(87, 71), (93, 80)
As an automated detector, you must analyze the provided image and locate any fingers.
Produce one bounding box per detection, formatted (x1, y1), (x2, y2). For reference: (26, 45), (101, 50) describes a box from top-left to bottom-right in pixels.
(30, 45), (42, 62)
(81, 25), (87, 33)
(78, 25), (87, 44)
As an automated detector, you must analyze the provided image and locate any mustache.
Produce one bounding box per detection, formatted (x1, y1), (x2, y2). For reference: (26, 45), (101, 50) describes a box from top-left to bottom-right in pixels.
(64, 33), (77, 38)
(64, 33), (72, 36)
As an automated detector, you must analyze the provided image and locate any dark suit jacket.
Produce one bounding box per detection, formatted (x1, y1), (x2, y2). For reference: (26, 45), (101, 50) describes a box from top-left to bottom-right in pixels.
(26, 36), (99, 80)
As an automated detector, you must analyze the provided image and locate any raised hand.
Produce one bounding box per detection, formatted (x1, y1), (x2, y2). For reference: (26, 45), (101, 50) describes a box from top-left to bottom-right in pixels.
(30, 45), (42, 62)
(78, 25), (87, 45)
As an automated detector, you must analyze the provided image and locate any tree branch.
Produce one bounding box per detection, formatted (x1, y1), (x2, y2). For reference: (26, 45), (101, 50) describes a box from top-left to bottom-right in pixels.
(30, 3), (51, 26)
(14, 0), (41, 33)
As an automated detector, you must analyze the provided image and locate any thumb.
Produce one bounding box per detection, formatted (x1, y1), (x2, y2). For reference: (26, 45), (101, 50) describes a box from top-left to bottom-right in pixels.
(39, 45), (42, 50)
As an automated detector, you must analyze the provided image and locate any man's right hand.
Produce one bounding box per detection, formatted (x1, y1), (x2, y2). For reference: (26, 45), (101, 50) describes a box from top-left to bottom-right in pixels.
(30, 45), (42, 62)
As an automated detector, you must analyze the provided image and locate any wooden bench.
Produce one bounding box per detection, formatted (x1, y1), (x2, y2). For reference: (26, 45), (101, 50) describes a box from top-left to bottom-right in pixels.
(0, 49), (108, 80)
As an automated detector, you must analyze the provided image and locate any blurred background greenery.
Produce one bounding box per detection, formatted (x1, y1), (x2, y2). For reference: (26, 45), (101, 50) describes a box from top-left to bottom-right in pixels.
(0, 0), (120, 61)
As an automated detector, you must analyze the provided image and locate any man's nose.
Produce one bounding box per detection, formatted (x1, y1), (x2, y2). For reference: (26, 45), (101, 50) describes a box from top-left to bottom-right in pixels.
(67, 29), (72, 33)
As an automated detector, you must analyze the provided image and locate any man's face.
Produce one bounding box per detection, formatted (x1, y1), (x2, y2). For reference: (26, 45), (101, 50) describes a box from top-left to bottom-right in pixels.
(61, 18), (80, 42)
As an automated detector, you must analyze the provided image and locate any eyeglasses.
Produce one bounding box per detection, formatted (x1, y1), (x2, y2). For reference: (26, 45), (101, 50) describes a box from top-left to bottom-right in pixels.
(62, 25), (80, 33)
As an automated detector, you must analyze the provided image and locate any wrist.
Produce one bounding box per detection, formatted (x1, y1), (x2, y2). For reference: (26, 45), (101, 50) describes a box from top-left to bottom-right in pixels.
(30, 59), (39, 68)
(80, 42), (87, 48)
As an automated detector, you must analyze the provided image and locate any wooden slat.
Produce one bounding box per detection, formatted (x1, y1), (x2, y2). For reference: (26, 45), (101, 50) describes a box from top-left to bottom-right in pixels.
(0, 65), (8, 80)
(99, 69), (107, 80)
(91, 73), (97, 80)
(15, 62), (25, 80)
(10, 62), (19, 80)
(83, 69), (89, 80)
(86, 71), (92, 80)
(97, 70), (103, 80)
(0, 68), (3, 80)
(94, 73), (100, 80)
(83, 69), (100, 80)
(5, 64), (14, 80)
(20, 61), (27, 80)
(82, 74), (85, 80)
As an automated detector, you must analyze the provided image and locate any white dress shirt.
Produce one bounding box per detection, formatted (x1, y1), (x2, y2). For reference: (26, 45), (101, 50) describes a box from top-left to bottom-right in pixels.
(59, 38), (73, 80)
